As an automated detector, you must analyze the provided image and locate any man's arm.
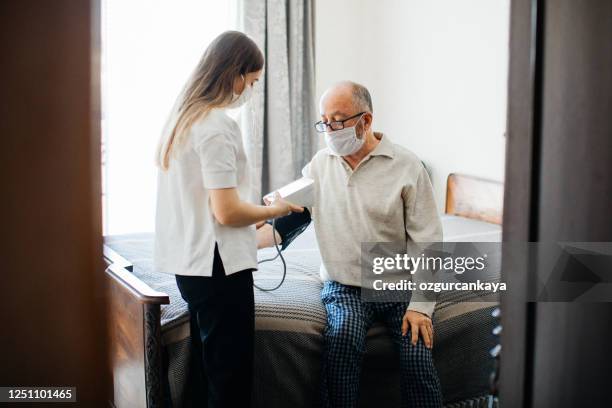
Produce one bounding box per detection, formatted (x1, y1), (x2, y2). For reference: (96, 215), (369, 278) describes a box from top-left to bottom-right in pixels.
(256, 222), (282, 249)
(402, 164), (443, 348)
(256, 208), (312, 250)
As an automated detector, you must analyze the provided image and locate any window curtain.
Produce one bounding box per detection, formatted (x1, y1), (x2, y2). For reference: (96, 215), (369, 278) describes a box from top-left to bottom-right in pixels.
(238, 0), (317, 201)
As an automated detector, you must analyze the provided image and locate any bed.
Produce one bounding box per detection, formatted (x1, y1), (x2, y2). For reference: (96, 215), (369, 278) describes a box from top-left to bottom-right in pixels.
(103, 173), (503, 408)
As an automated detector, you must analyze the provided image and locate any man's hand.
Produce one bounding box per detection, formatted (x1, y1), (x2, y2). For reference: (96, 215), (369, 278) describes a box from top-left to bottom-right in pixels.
(402, 310), (434, 349)
(256, 223), (282, 249)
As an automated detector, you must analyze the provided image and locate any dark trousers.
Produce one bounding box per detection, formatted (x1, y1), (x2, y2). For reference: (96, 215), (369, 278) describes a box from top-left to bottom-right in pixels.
(175, 245), (255, 408)
(321, 281), (442, 408)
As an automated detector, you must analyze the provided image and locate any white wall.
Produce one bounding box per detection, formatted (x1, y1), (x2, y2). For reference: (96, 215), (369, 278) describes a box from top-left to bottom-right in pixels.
(315, 0), (509, 211)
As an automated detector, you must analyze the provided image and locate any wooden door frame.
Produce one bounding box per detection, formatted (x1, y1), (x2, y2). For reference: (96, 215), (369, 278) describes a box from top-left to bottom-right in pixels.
(500, 0), (545, 406)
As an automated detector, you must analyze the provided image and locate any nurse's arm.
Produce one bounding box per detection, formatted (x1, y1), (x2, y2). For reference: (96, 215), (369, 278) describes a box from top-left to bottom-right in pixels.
(209, 187), (303, 227)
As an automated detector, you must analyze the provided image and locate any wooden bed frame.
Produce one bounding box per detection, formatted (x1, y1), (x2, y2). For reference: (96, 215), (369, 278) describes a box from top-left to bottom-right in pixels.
(104, 245), (169, 408)
(445, 173), (504, 225)
(103, 173), (503, 407)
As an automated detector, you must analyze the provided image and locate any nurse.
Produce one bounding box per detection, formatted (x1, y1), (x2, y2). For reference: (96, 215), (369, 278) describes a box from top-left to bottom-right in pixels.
(154, 31), (302, 408)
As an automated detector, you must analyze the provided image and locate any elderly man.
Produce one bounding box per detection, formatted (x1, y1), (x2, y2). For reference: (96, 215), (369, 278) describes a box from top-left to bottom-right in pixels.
(263, 81), (443, 407)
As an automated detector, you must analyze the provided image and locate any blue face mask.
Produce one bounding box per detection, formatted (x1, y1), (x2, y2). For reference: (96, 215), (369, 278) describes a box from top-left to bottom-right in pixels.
(324, 116), (365, 156)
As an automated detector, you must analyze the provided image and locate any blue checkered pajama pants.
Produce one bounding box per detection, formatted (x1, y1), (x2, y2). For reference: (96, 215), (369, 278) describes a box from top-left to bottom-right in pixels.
(321, 280), (443, 408)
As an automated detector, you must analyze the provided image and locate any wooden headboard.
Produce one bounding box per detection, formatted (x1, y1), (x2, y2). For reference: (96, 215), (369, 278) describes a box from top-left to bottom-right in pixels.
(445, 173), (504, 225)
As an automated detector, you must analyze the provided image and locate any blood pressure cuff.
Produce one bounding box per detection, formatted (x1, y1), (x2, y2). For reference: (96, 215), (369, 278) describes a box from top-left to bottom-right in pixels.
(267, 207), (311, 250)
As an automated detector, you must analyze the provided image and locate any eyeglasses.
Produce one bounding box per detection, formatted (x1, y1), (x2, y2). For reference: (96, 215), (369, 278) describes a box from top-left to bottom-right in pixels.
(314, 112), (365, 133)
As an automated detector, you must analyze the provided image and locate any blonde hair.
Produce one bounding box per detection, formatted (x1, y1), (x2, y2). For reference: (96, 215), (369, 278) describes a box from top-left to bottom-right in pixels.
(157, 31), (264, 170)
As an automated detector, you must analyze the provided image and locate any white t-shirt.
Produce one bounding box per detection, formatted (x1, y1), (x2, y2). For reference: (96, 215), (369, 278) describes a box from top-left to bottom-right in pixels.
(154, 108), (257, 276)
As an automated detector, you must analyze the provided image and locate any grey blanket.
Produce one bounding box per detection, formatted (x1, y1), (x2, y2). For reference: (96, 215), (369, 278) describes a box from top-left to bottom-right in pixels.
(104, 215), (501, 407)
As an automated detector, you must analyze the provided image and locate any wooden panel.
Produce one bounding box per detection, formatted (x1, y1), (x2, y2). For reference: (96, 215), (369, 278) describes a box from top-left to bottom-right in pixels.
(537, 0), (612, 242)
(106, 270), (148, 408)
(106, 262), (170, 304)
(503, 0), (612, 406)
(499, 0), (543, 407)
(445, 173), (504, 225)
(531, 0), (612, 406)
(104, 246), (170, 304)
(0, 1), (107, 404)
(143, 304), (164, 406)
(104, 256), (168, 407)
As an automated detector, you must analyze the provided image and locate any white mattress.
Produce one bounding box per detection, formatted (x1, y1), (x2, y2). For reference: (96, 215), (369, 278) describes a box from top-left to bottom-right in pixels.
(441, 214), (502, 242)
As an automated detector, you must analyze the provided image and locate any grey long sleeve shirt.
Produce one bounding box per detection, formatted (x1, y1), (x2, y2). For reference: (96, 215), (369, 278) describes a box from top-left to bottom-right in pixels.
(302, 132), (442, 317)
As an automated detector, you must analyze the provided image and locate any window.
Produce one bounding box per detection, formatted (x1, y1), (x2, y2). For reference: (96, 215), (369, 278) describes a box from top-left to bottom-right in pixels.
(101, 0), (237, 234)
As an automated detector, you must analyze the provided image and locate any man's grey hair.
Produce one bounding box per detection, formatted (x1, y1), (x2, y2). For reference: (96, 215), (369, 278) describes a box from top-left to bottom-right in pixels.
(350, 82), (373, 113)
(331, 80), (373, 113)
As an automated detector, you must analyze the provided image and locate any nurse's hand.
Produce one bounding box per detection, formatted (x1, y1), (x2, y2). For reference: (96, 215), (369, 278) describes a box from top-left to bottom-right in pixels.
(267, 192), (304, 217)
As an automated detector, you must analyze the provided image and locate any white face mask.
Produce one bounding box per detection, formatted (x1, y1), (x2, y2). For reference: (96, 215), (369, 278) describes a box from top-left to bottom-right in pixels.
(228, 74), (253, 109)
(324, 117), (365, 156)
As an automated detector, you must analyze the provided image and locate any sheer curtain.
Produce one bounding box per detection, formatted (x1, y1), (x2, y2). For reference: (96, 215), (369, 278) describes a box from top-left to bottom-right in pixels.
(101, 0), (237, 234)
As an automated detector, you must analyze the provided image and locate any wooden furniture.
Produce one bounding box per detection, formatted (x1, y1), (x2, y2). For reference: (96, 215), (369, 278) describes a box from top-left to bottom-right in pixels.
(445, 173), (504, 225)
(104, 246), (169, 408)
(1, 1), (110, 404)
(502, 1), (612, 407)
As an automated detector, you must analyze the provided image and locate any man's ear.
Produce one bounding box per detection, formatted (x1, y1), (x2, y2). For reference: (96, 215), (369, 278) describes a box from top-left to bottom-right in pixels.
(363, 112), (373, 132)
